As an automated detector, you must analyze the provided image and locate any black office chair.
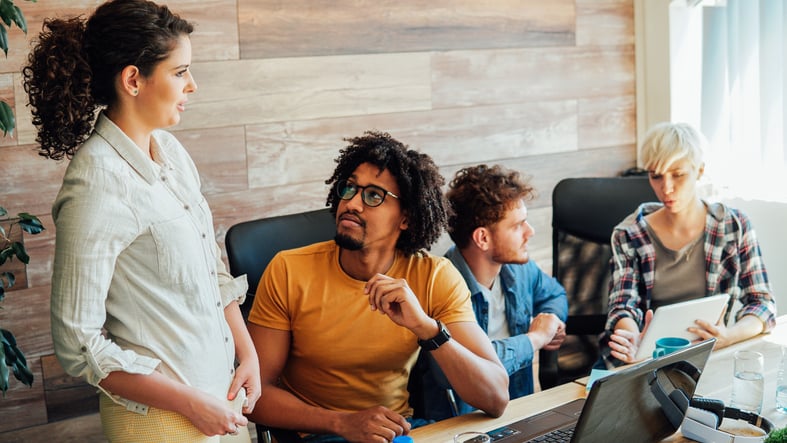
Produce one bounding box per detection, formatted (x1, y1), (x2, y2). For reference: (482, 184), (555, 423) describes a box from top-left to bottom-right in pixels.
(225, 207), (434, 440)
(538, 175), (657, 389)
(225, 208), (336, 443)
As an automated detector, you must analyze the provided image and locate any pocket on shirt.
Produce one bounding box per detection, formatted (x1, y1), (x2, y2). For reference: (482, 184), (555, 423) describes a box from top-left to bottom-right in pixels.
(150, 214), (203, 287)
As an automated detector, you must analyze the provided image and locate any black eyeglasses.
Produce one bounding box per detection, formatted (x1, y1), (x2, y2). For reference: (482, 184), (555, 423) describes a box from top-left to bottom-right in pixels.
(336, 180), (399, 207)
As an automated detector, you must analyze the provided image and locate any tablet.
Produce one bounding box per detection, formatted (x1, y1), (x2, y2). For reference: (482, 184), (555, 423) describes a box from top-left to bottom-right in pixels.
(633, 293), (730, 361)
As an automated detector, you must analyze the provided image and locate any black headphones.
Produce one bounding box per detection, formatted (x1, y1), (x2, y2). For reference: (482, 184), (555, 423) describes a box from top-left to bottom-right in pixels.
(648, 360), (703, 428)
(649, 360), (774, 442)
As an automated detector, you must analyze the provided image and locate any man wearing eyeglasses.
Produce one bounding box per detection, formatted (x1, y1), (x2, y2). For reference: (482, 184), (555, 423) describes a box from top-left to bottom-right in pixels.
(246, 131), (508, 442)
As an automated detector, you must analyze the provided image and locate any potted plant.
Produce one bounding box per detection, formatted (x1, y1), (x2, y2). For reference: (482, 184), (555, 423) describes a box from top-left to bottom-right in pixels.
(1, 0), (39, 396)
(0, 207), (42, 395)
(1, 0), (37, 136)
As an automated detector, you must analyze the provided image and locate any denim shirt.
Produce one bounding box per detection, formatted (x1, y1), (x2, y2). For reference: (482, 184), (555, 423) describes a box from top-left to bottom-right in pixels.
(419, 245), (568, 420)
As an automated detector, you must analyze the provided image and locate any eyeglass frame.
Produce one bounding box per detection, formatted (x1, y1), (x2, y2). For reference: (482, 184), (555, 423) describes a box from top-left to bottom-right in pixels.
(335, 179), (400, 207)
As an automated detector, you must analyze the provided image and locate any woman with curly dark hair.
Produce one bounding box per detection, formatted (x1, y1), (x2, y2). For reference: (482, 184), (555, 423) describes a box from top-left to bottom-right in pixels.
(245, 131), (508, 441)
(22, 1), (259, 440)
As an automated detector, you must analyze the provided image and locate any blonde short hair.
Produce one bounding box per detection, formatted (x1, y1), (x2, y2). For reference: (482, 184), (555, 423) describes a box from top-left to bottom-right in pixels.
(640, 122), (706, 174)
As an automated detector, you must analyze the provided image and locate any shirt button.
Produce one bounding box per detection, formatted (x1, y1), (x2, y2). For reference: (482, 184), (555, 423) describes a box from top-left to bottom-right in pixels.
(225, 337), (229, 343)
(160, 176), (167, 181)
(184, 204), (190, 210)
(211, 271), (216, 276)
(216, 301), (221, 307)
(202, 233), (207, 238)
(230, 368), (235, 375)
(81, 346), (87, 352)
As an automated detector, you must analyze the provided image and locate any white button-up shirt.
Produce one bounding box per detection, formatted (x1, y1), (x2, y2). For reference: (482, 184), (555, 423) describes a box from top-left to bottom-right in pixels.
(50, 113), (247, 411)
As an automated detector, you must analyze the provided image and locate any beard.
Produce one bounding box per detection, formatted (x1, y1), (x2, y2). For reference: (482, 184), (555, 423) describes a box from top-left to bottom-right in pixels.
(491, 245), (529, 265)
(335, 232), (363, 251)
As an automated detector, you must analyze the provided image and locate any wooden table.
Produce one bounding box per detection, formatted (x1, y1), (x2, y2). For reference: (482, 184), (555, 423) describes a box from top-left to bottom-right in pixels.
(411, 317), (787, 443)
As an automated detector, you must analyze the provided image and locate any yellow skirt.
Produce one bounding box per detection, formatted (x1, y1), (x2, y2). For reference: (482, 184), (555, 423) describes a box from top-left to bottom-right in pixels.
(100, 393), (251, 443)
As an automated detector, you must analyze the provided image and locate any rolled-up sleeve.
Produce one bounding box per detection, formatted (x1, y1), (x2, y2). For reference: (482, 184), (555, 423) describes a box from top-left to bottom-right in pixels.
(51, 167), (160, 386)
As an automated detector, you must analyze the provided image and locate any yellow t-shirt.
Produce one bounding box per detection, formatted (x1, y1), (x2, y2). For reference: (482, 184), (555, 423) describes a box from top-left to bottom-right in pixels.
(247, 241), (474, 416)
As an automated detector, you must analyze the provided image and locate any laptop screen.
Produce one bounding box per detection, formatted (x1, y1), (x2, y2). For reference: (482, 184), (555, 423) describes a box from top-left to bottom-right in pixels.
(572, 338), (715, 443)
(487, 339), (715, 443)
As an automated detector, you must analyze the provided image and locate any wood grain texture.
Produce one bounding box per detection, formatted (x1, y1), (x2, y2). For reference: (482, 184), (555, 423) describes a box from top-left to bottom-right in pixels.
(41, 354), (100, 423)
(576, 0), (635, 46)
(1, 284), (53, 358)
(432, 45), (635, 108)
(245, 100), (577, 188)
(578, 94), (636, 149)
(171, 126), (249, 195)
(0, 412), (106, 443)
(179, 53), (432, 131)
(0, 359), (47, 433)
(0, 143), (67, 217)
(238, 0), (575, 59)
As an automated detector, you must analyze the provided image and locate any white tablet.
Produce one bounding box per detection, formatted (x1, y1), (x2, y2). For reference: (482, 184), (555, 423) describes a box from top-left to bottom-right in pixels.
(633, 293), (730, 361)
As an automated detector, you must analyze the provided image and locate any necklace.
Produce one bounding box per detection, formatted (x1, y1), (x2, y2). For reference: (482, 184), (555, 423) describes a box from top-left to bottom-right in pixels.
(682, 233), (704, 262)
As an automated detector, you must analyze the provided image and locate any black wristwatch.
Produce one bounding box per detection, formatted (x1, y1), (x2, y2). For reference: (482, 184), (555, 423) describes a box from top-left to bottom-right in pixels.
(417, 319), (451, 351)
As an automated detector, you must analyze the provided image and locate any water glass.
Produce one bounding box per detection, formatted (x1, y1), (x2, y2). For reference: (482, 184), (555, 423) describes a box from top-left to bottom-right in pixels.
(730, 350), (764, 414)
(453, 431), (491, 443)
(777, 346), (787, 414)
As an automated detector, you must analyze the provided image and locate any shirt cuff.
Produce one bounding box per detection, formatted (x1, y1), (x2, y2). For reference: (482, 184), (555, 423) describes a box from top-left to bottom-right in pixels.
(220, 274), (248, 307)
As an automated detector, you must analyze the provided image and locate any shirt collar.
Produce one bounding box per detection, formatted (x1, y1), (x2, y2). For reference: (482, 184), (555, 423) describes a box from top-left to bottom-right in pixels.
(445, 245), (514, 295)
(93, 112), (167, 185)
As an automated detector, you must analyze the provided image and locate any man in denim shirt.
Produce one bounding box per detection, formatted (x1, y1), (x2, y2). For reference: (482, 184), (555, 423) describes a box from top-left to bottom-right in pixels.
(419, 164), (568, 420)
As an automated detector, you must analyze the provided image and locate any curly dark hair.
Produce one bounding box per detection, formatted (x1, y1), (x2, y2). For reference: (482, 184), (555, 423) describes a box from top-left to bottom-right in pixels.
(446, 164), (534, 249)
(325, 130), (449, 256)
(22, 0), (193, 160)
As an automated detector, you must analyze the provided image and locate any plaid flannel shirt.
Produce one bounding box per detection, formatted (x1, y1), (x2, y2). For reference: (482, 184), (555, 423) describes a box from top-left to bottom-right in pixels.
(600, 201), (776, 367)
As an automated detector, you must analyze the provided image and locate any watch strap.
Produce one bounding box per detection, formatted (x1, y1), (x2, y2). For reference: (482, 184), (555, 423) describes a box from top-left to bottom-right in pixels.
(417, 319), (451, 351)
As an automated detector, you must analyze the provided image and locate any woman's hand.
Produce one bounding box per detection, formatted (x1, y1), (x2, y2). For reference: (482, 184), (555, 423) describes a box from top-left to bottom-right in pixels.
(228, 357), (262, 414)
(609, 310), (653, 363)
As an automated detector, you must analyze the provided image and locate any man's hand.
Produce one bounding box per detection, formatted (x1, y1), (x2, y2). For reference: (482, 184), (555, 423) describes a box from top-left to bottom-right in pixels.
(335, 406), (411, 443)
(365, 273), (430, 331)
(541, 319), (566, 351)
(527, 313), (563, 350)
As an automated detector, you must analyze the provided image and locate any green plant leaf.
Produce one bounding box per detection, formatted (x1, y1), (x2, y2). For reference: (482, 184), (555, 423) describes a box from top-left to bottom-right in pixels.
(0, 0), (13, 27)
(0, 342), (8, 396)
(0, 22), (7, 57)
(0, 271), (14, 289)
(17, 213), (44, 234)
(11, 241), (28, 264)
(1, 329), (32, 388)
(0, 206), (7, 217)
(0, 247), (13, 265)
(11, 5), (25, 33)
(0, 100), (14, 136)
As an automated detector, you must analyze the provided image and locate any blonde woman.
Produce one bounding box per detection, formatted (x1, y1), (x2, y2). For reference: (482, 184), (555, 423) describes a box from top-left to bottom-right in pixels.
(600, 122), (776, 367)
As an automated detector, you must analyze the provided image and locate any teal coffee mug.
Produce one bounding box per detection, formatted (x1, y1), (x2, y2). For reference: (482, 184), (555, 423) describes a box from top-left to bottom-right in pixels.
(653, 337), (691, 358)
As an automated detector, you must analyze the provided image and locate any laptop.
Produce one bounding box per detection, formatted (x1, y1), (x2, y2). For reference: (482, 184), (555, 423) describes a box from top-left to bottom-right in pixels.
(481, 339), (716, 443)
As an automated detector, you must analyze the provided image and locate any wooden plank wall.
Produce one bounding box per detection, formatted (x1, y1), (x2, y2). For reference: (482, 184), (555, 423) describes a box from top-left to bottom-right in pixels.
(0, 0), (636, 439)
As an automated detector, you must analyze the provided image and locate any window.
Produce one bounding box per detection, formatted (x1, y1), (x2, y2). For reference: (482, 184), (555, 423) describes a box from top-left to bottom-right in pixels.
(639, 0), (787, 202)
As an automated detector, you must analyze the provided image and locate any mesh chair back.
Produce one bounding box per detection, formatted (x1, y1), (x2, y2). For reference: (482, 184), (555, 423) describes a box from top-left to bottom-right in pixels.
(539, 176), (657, 389)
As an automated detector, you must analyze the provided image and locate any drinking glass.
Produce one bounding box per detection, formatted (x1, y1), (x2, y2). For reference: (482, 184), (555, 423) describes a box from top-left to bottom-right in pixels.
(730, 350), (764, 414)
(777, 345), (787, 414)
(453, 431), (491, 443)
